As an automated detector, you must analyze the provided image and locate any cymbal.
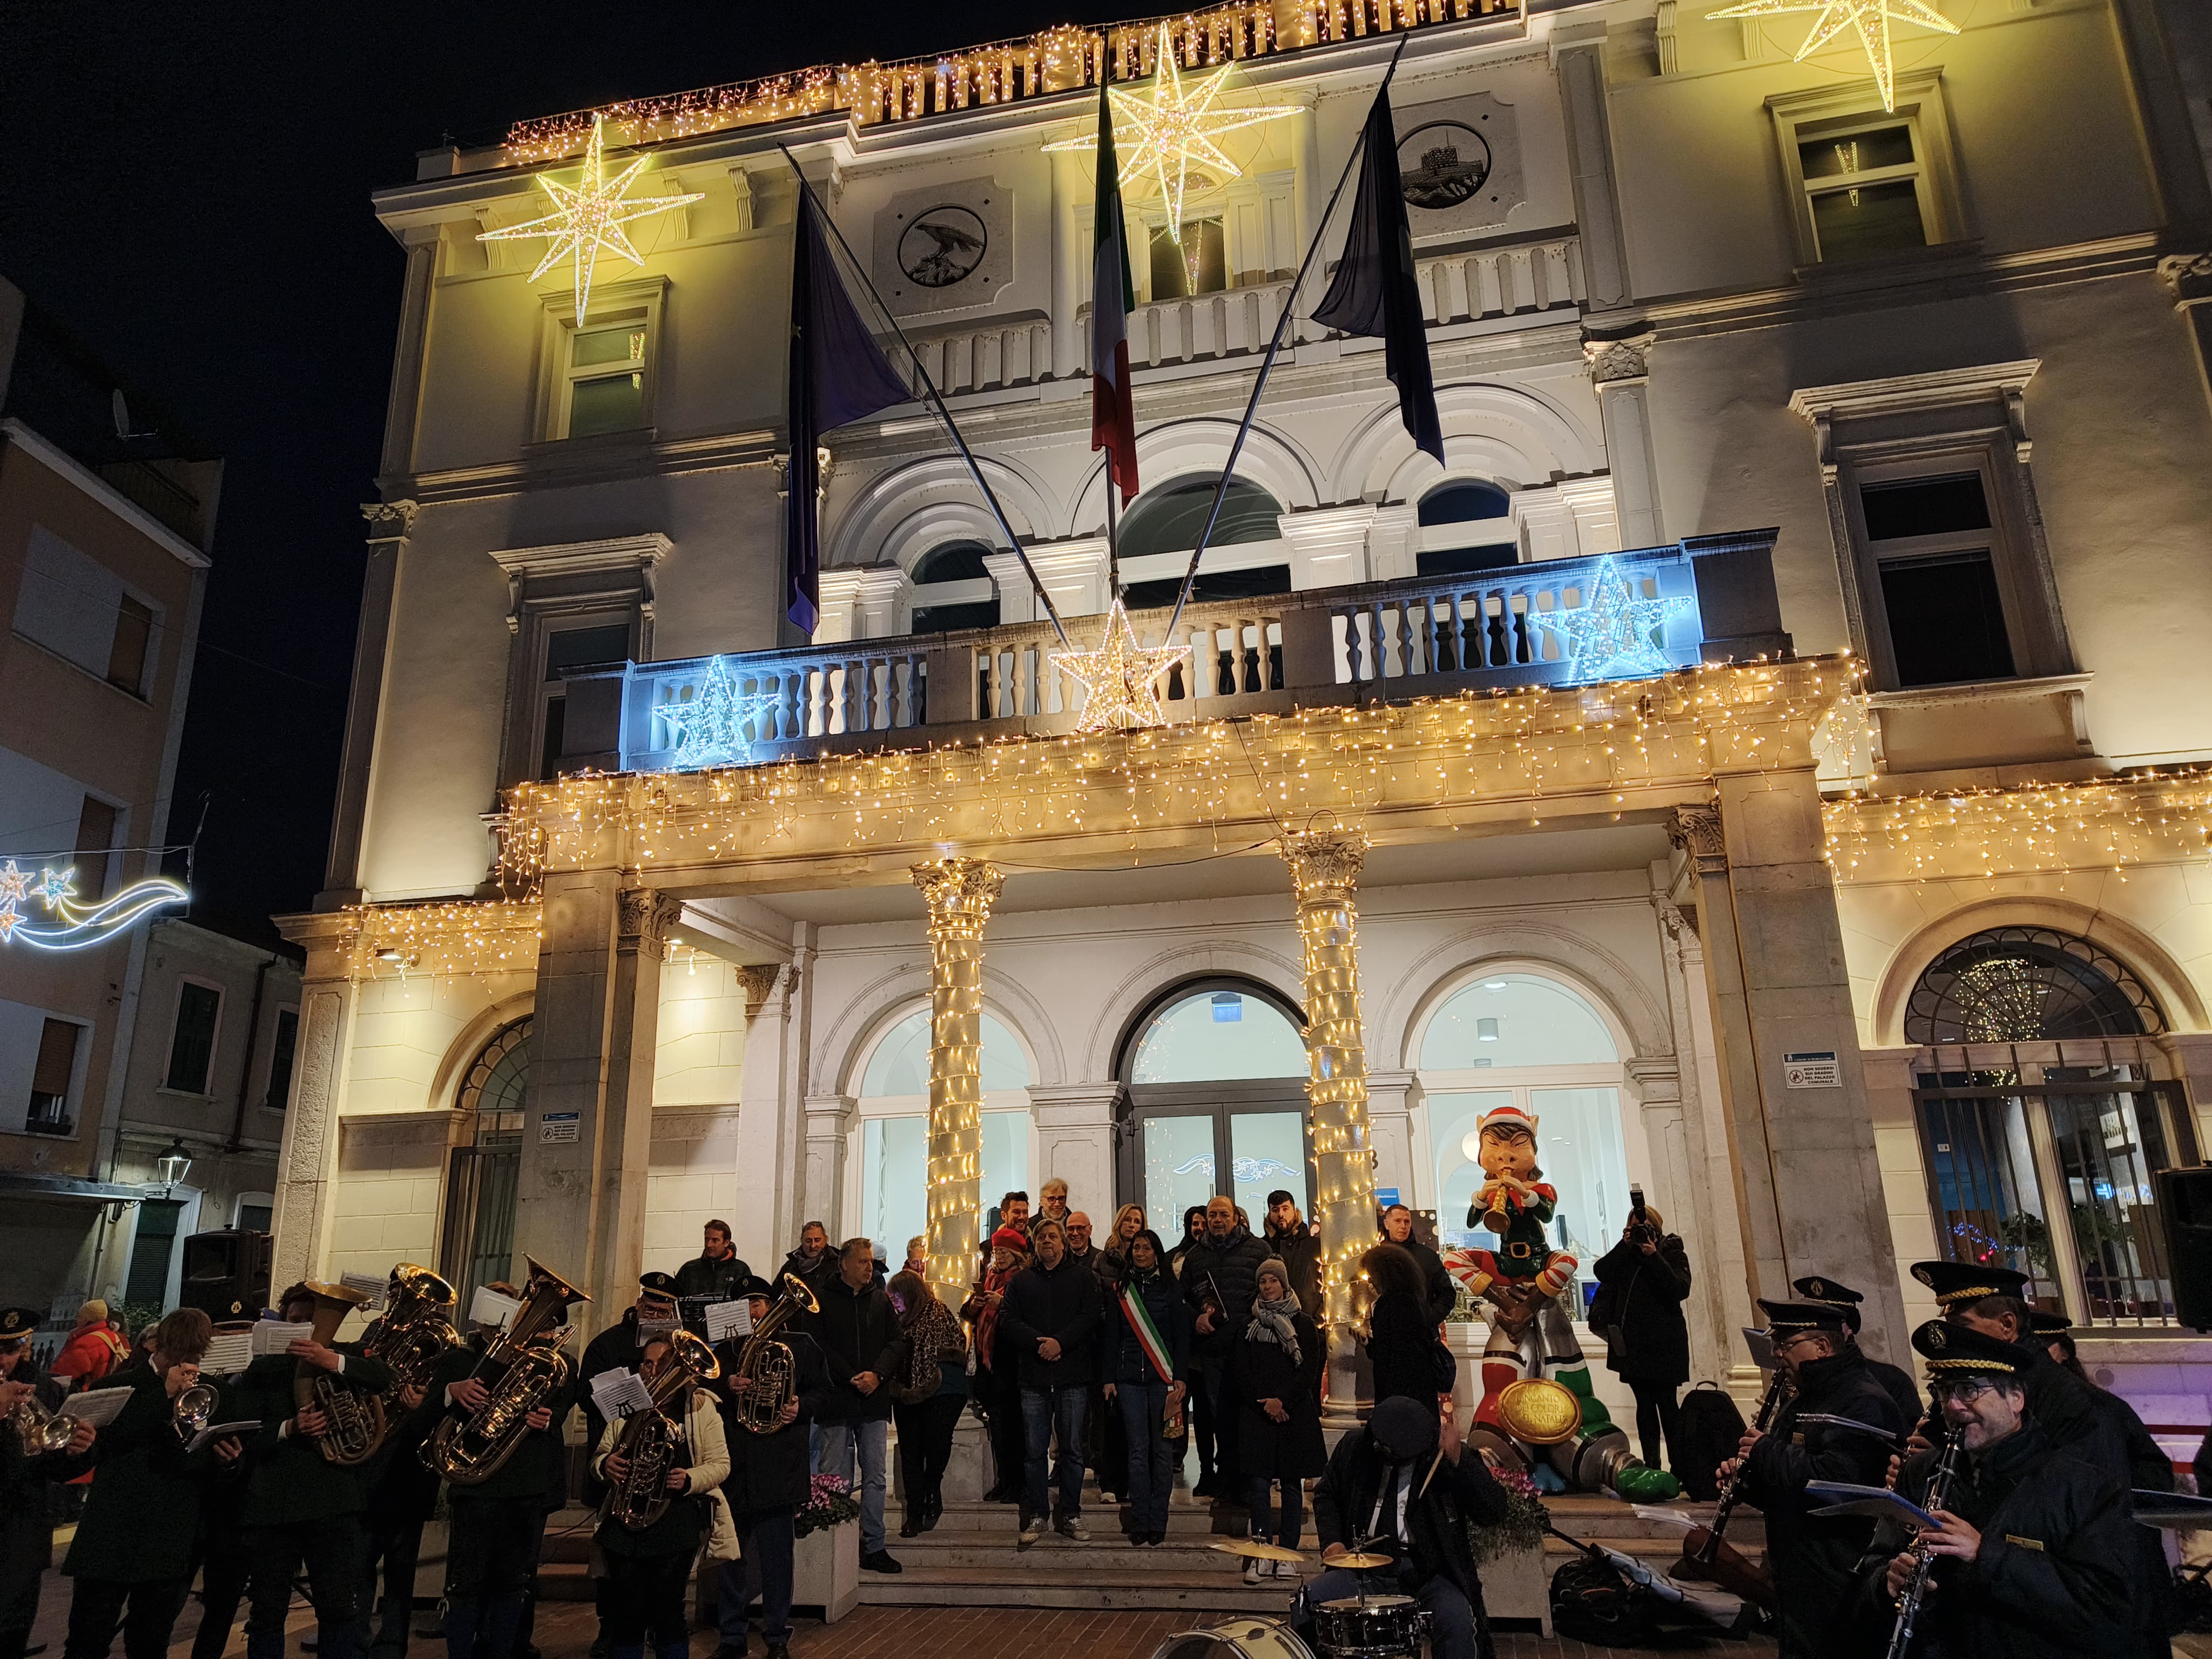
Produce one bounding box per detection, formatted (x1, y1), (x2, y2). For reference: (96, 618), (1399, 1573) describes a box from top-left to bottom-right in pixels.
(1332, 1552), (1398, 1569)
(1210, 1539), (1310, 1563)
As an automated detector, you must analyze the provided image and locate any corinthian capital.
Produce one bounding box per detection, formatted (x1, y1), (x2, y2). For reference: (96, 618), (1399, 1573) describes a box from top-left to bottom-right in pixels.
(361, 498), (420, 541)
(2157, 252), (2212, 309)
(1667, 804), (1727, 872)
(1582, 331), (1656, 385)
(1280, 827), (1367, 896)
(911, 857), (1003, 934)
(617, 888), (684, 946)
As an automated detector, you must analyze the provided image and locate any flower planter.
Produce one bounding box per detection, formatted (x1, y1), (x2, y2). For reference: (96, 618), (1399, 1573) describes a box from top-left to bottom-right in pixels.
(1479, 1541), (1551, 1635)
(792, 1518), (860, 1623)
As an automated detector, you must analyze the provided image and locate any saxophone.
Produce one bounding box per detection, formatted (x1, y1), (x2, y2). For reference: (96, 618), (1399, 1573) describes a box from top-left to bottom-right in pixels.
(600, 1329), (720, 1530)
(427, 1257), (590, 1485)
(363, 1264), (462, 1439)
(731, 1272), (819, 1434)
(296, 1281), (386, 1466)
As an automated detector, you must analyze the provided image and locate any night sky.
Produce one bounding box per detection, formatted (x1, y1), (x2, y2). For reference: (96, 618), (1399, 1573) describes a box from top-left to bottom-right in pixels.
(0, 0), (1087, 946)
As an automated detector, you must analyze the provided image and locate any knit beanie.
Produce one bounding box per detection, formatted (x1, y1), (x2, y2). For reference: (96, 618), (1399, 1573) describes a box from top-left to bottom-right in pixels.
(1256, 1258), (1292, 1295)
(990, 1225), (1031, 1255)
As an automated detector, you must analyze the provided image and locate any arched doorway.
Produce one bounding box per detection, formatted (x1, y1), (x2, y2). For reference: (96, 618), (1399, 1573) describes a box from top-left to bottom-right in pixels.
(439, 1016), (530, 1309)
(1903, 927), (2196, 1325)
(1115, 979), (1310, 1230)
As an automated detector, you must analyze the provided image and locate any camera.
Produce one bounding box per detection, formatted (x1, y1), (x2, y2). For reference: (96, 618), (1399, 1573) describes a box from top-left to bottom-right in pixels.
(1626, 1185), (1660, 1244)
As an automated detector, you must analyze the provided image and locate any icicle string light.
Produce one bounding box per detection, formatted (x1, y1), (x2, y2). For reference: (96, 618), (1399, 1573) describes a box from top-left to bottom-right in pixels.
(339, 900), (546, 982)
(913, 858), (1003, 1295)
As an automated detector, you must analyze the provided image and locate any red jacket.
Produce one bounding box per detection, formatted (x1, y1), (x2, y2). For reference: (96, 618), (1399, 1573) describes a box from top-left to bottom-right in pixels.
(52, 1324), (128, 1388)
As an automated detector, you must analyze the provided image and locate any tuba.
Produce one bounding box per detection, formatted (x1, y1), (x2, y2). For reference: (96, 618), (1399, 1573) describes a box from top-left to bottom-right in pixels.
(600, 1329), (720, 1531)
(427, 1257), (589, 1485)
(295, 1281), (386, 1466)
(363, 1264), (462, 1427)
(731, 1272), (819, 1434)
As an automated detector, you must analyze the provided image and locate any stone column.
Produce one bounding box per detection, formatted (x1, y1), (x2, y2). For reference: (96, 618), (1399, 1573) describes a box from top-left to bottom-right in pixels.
(1551, 22), (1631, 314)
(2158, 253), (2212, 428)
(801, 1094), (853, 1238)
(1280, 828), (1377, 1416)
(320, 501), (417, 906)
(987, 540), (1109, 623)
(911, 857), (1004, 1293)
(1029, 1083), (1126, 1220)
(731, 962), (800, 1271)
(269, 938), (356, 1291)
(1583, 333), (1664, 549)
(1363, 1069), (1420, 1210)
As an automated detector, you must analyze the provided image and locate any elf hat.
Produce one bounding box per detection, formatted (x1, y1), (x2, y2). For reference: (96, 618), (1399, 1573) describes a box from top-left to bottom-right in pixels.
(1476, 1102), (1539, 1139)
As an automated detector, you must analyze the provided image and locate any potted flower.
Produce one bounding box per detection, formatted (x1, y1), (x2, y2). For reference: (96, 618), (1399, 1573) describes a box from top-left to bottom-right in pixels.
(1467, 1464), (1552, 1631)
(791, 1473), (862, 1622)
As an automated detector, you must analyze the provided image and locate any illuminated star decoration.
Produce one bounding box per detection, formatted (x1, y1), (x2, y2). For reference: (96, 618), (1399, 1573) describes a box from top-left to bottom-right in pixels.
(1051, 600), (1190, 733)
(1043, 24), (1298, 242)
(476, 112), (704, 322)
(1705, 0), (1960, 112)
(659, 656), (778, 769)
(1533, 557), (1696, 683)
(0, 859), (186, 952)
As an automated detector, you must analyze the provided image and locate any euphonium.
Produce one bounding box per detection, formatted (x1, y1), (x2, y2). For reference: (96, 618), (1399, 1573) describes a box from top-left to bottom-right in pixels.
(601, 1329), (720, 1531)
(364, 1264), (462, 1426)
(732, 1272), (819, 1434)
(295, 1281), (386, 1466)
(427, 1257), (589, 1485)
(174, 1382), (218, 1442)
(11, 1395), (75, 1455)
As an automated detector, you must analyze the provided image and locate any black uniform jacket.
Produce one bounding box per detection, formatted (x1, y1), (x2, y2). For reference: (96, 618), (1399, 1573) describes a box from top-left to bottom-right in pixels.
(226, 1346), (394, 1528)
(1864, 1354), (1923, 1431)
(578, 1311), (649, 1503)
(1396, 1235), (1460, 1326)
(1854, 1421), (2133, 1659)
(0, 1416), (92, 1624)
(64, 1363), (217, 1582)
(1739, 1347), (1906, 1659)
(425, 1334), (578, 1504)
(715, 1328), (831, 1515)
(1313, 1428), (1509, 1609)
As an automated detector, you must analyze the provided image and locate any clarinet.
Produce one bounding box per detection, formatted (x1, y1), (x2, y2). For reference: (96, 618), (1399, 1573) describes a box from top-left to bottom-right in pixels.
(1884, 1428), (1964, 1659)
(1697, 1367), (1793, 1562)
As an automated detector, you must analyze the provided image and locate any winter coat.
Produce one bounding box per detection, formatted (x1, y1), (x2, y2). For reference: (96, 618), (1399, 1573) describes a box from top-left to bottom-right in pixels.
(1313, 1427), (1508, 1607)
(1367, 1290), (1442, 1419)
(592, 1388), (730, 1560)
(227, 1346), (396, 1526)
(1178, 1226), (1271, 1357)
(1100, 1269), (1191, 1385)
(1000, 1256), (1102, 1391)
(714, 1328), (831, 1516)
(1264, 1222), (1323, 1318)
(62, 1363), (208, 1582)
(801, 1276), (907, 1425)
(1865, 1354), (1923, 1430)
(1589, 1235), (1692, 1386)
(1393, 1235), (1460, 1325)
(672, 1251), (754, 1304)
(779, 1247), (838, 1300)
(1230, 1312), (1326, 1479)
(424, 1334), (577, 1505)
(50, 1325), (128, 1392)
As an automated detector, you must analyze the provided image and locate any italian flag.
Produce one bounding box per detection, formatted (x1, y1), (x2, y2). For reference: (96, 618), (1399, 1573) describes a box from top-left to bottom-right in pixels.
(1121, 1283), (1175, 1384)
(1091, 79), (1139, 503)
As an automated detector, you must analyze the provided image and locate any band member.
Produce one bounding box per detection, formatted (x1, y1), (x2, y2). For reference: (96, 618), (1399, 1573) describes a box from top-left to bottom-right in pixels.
(1, 1306), (97, 1659)
(1912, 1262), (2115, 1466)
(187, 1327), (257, 1659)
(592, 1337), (730, 1659)
(1859, 1321), (2134, 1659)
(1721, 1298), (1905, 1659)
(1790, 1276), (1920, 1429)
(230, 1283), (395, 1659)
(712, 1276), (828, 1659)
(63, 1309), (245, 1659)
(1305, 1395), (1508, 1659)
(577, 1274), (680, 1659)
(353, 1360), (442, 1659)
(427, 1288), (577, 1659)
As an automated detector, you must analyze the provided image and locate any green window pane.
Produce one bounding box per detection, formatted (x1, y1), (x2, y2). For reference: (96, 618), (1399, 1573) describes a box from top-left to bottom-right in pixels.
(1798, 125), (1913, 180)
(1230, 1111), (1307, 1225)
(1143, 1116), (1218, 1232)
(569, 373), (644, 437)
(572, 326), (645, 367)
(1811, 180), (1926, 260)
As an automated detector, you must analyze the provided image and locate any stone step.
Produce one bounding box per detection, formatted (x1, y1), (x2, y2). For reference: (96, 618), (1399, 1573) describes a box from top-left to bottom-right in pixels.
(854, 1563), (1300, 1611)
(886, 1536), (1263, 1571)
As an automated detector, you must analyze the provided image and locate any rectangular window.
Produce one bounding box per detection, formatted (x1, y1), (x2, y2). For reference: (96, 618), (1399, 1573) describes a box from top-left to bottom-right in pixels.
(73, 796), (118, 901)
(29, 1019), (81, 1134)
(1858, 470), (2015, 688)
(537, 622), (630, 780)
(1796, 119), (1928, 260)
(166, 981), (222, 1095)
(107, 594), (154, 694)
(565, 322), (649, 438)
(264, 1008), (299, 1112)
(1148, 219), (1228, 300)
(126, 1200), (184, 1304)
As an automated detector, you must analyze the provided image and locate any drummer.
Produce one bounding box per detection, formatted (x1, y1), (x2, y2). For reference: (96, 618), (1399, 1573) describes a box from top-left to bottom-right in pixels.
(1304, 1397), (1509, 1659)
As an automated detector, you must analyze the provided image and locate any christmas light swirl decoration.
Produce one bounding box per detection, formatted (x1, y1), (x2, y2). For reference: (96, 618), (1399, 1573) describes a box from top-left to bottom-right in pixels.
(1051, 599), (1191, 732)
(0, 859), (186, 951)
(658, 656), (778, 770)
(913, 857), (1003, 1295)
(1043, 22), (1298, 241)
(1532, 556), (1695, 684)
(1704, 0), (1960, 113)
(477, 112), (704, 323)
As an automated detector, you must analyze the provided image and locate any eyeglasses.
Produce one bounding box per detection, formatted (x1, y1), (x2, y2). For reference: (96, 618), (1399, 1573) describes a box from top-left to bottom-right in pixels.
(1931, 1378), (1999, 1405)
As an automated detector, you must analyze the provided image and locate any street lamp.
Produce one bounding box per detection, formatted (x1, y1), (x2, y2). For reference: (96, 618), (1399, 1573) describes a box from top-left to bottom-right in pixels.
(154, 1137), (193, 1189)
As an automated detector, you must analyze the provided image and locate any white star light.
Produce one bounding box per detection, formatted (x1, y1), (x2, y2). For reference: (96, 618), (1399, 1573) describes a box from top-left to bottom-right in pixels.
(1705, 0), (1960, 112)
(659, 657), (777, 770)
(1043, 25), (1298, 241)
(1051, 601), (1191, 733)
(477, 112), (704, 322)
(1534, 558), (1695, 683)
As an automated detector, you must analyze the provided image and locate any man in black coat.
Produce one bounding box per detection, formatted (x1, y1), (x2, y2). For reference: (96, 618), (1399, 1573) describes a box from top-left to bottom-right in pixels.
(777, 1224), (837, 1302)
(1304, 1396), (1508, 1659)
(1263, 1191), (1322, 1319)
(1590, 1210), (1692, 1474)
(1727, 1298), (1906, 1659)
(1913, 1262), (2120, 1469)
(801, 1239), (907, 1575)
(576, 1273), (679, 1659)
(1180, 1195), (1270, 1498)
(712, 1276), (830, 1659)
(673, 1221), (754, 1308)
(0, 1307), (96, 1659)
(1858, 1320), (2134, 1659)
(1380, 1205), (1459, 1324)
(1000, 1218), (1102, 1546)
(1791, 1275), (1920, 1431)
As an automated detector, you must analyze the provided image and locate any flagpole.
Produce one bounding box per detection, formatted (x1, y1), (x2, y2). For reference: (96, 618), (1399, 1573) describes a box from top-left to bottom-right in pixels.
(1163, 34), (1410, 639)
(777, 145), (1070, 647)
(1105, 473), (1121, 603)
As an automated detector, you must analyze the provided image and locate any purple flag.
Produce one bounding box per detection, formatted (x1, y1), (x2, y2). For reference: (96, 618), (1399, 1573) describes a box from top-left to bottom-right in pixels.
(786, 192), (911, 633)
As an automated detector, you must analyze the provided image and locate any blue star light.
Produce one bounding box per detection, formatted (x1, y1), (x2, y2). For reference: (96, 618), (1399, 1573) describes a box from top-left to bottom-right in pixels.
(1534, 557), (1695, 683)
(659, 657), (777, 770)
(36, 866), (76, 911)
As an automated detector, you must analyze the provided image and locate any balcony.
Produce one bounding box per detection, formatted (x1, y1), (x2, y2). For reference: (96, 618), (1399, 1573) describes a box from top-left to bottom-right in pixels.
(559, 532), (1786, 774)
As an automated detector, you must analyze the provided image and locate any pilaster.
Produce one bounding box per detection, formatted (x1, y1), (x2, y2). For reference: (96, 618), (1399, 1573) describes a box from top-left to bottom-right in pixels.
(802, 1092), (854, 1239)
(988, 539), (1110, 622)
(320, 499), (417, 907)
(1552, 23), (1631, 314)
(2158, 253), (2212, 433)
(1363, 1069), (1419, 1206)
(814, 565), (903, 643)
(1028, 1083), (1127, 1219)
(1583, 332), (1663, 548)
(268, 933), (357, 1291)
(732, 962), (801, 1271)
(1279, 505), (1377, 591)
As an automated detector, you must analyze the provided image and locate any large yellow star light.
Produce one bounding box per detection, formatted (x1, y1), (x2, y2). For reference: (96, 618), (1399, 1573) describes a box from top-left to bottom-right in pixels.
(1707, 0), (1959, 111)
(1043, 25), (1298, 242)
(477, 112), (704, 322)
(1051, 601), (1190, 733)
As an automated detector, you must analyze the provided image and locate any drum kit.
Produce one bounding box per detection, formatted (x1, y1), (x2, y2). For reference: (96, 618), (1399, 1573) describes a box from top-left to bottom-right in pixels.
(1174, 1539), (1433, 1659)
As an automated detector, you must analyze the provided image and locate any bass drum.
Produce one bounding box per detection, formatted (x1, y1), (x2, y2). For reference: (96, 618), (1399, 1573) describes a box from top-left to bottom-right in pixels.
(1149, 1618), (1318, 1659)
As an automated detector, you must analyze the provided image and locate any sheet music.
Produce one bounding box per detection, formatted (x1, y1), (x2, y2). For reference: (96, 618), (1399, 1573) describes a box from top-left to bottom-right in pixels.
(703, 1301), (752, 1343)
(589, 1369), (653, 1420)
(250, 1321), (314, 1358)
(201, 1330), (254, 1376)
(58, 1387), (132, 1427)
(468, 1287), (522, 1331)
(187, 1420), (261, 1454)
(339, 1272), (388, 1311)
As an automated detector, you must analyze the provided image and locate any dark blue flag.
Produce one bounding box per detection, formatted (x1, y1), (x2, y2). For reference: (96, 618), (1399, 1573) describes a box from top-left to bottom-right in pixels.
(786, 192), (912, 632)
(1310, 85), (1443, 465)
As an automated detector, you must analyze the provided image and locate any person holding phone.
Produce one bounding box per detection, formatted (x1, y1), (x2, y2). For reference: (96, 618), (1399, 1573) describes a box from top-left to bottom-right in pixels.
(1588, 1188), (1692, 1476)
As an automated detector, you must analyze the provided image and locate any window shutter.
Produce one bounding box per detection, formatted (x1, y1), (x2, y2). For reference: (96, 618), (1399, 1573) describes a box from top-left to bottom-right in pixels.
(33, 1020), (80, 1096)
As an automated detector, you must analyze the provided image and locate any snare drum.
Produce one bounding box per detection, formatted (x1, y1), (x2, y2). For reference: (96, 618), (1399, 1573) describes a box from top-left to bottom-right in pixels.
(1148, 1616), (1317, 1659)
(1311, 1594), (1433, 1658)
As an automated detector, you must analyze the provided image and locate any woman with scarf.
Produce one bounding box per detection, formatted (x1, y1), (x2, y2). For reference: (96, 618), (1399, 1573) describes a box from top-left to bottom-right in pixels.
(1230, 1258), (1324, 1582)
(1089, 1204), (1146, 1508)
(1098, 1229), (1189, 1546)
(958, 1226), (1031, 1506)
(887, 1271), (969, 1537)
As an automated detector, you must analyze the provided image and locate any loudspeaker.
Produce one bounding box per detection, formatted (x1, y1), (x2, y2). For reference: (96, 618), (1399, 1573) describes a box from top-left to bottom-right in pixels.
(179, 1228), (273, 1321)
(2155, 1166), (2212, 1332)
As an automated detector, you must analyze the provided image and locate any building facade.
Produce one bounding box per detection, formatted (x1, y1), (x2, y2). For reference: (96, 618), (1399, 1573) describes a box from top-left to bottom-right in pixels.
(280, 0), (2210, 1449)
(0, 275), (219, 1323)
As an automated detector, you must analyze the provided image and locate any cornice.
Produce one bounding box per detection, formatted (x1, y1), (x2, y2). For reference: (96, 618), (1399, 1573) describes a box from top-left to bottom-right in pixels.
(488, 532), (672, 579)
(389, 427), (780, 505)
(1788, 359), (2041, 424)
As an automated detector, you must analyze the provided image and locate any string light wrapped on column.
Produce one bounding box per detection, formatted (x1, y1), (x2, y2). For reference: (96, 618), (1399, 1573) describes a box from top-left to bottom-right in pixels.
(1280, 825), (1375, 1406)
(912, 857), (1004, 1295)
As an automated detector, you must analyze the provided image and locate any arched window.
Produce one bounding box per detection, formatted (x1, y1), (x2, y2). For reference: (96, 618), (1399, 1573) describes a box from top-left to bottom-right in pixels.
(908, 539), (999, 635)
(1116, 475), (1283, 560)
(1903, 927), (2162, 1044)
(1416, 480), (1518, 578)
(441, 1017), (531, 1309)
(853, 1008), (1034, 1258)
(1419, 482), (1511, 526)
(1414, 974), (1629, 1297)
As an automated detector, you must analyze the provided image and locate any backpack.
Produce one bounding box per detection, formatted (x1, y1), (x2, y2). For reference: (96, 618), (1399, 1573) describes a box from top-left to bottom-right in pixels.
(1675, 1382), (1747, 1501)
(1550, 1552), (1661, 1647)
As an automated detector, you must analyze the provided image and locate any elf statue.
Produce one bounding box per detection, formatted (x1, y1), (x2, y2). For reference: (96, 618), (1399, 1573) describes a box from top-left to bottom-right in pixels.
(1443, 1102), (1679, 1501)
